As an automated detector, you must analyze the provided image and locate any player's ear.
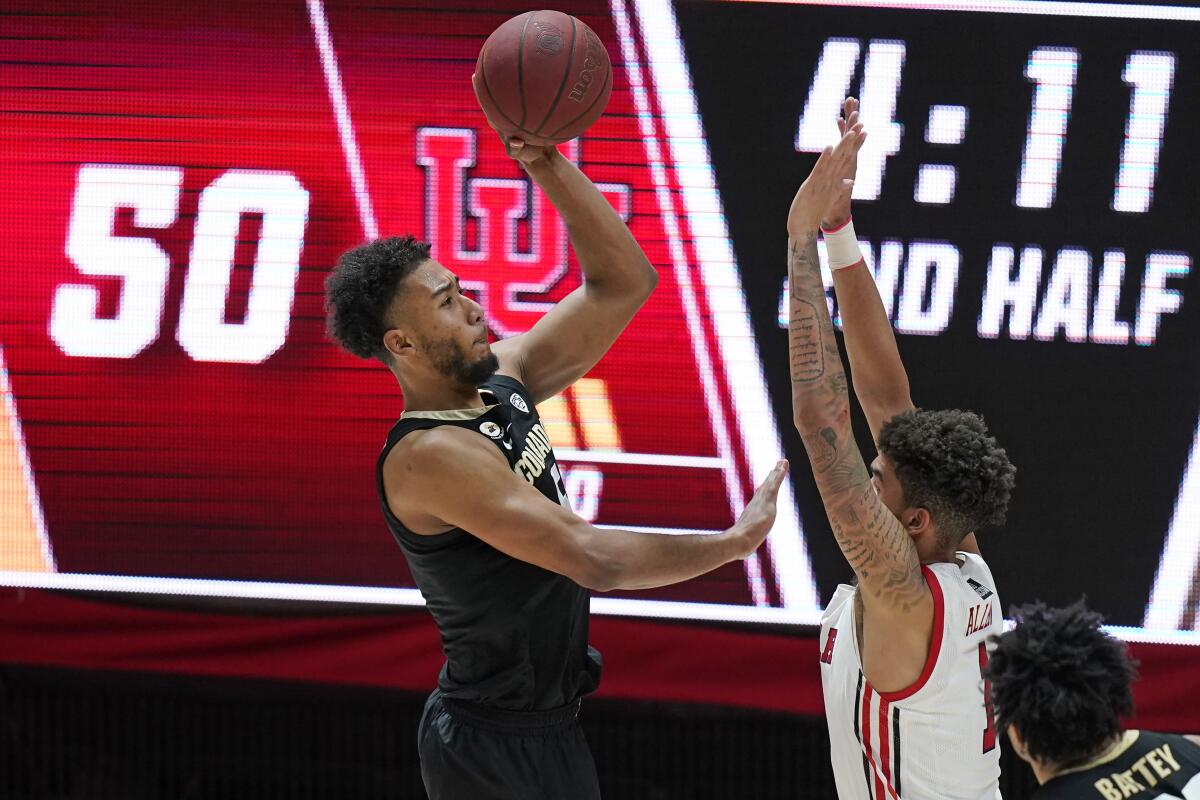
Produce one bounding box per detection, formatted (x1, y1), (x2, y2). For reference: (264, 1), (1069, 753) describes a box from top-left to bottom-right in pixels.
(1006, 725), (1032, 764)
(905, 507), (932, 536)
(383, 328), (415, 361)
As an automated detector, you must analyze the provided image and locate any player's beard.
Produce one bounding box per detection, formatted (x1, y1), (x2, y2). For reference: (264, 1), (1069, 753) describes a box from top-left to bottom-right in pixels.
(424, 335), (499, 387)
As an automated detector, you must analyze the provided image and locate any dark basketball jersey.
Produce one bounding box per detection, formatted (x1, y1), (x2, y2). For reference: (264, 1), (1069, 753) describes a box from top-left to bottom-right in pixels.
(1035, 730), (1200, 800)
(376, 373), (602, 711)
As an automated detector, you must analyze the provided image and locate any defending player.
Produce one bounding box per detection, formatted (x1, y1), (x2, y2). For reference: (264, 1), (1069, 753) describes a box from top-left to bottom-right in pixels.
(823, 98), (999, 556)
(325, 137), (787, 800)
(788, 121), (1015, 798)
(987, 600), (1200, 799)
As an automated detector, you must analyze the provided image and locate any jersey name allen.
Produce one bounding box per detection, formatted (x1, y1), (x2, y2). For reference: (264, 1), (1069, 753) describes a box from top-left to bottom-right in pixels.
(514, 423), (555, 484)
(965, 602), (993, 636)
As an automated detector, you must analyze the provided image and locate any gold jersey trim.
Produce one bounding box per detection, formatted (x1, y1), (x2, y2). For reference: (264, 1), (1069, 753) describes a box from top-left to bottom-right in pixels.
(1054, 730), (1141, 778)
(400, 404), (497, 421)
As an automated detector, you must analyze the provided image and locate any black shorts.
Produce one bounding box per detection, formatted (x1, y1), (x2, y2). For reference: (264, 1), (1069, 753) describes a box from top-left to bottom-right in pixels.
(417, 690), (601, 800)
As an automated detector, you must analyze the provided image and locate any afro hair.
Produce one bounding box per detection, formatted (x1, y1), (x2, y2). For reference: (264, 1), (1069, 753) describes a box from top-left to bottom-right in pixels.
(324, 235), (431, 360)
(878, 408), (1015, 547)
(985, 600), (1137, 767)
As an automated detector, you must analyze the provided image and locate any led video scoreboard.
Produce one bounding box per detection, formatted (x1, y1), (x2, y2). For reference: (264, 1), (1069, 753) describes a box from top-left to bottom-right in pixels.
(0, 0), (1196, 639)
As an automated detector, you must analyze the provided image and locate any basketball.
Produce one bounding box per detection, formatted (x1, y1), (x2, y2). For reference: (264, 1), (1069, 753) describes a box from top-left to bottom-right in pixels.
(473, 10), (612, 146)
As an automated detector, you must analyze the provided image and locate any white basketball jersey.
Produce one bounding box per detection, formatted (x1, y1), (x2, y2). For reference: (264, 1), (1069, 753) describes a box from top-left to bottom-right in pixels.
(818, 553), (1003, 800)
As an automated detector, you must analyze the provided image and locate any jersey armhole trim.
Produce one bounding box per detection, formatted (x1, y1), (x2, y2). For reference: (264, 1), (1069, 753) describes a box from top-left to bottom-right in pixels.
(876, 565), (945, 702)
(486, 371), (529, 395)
(377, 431), (467, 545)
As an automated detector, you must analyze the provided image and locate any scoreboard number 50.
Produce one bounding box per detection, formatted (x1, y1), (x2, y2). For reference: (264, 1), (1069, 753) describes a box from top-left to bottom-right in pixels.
(51, 164), (310, 363)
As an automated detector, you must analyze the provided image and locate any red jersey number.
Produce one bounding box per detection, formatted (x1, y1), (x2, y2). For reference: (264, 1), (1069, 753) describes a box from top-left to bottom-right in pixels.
(977, 642), (998, 753)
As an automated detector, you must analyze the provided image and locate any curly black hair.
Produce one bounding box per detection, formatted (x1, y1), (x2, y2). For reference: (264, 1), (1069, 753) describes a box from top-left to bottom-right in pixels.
(877, 409), (1015, 548)
(985, 600), (1137, 767)
(324, 235), (432, 360)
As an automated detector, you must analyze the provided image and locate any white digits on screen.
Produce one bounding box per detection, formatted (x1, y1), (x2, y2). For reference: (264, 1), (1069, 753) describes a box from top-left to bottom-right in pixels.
(1015, 48), (1079, 209)
(1113, 51), (1175, 214)
(53, 166), (308, 363)
(795, 39), (861, 153)
(796, 38), (904, 201)
(51, 165), (183, 358)
(563, 466), (603, 522)
(854, 41), (905, 200)
(177, 171), (310, 363)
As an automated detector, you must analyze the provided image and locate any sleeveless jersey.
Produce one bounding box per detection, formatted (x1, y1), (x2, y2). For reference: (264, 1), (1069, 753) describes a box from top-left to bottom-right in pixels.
(376, 373), (602, 711)
(1035, 730), (1200, 800)
(819, 552), (1004, 800)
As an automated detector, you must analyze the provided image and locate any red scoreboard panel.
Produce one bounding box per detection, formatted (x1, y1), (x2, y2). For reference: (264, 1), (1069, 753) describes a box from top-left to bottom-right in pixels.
(0, 0), (818, 622)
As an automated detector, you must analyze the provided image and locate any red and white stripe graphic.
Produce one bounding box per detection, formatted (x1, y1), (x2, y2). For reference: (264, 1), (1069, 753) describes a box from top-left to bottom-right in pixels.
(859, 684), (902, 800)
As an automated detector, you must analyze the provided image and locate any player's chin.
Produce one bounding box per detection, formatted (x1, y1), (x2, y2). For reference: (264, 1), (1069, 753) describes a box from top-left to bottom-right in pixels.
(474, 349), (500, 373)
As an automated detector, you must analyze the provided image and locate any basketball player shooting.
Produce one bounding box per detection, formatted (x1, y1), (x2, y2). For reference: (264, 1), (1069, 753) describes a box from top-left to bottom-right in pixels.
(323, 91), (787, 800)
(789, 113), (1015, 799)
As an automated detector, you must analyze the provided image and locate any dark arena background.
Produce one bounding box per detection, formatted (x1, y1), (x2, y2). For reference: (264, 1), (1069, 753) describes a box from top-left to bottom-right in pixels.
(1, 0), (1198, 797)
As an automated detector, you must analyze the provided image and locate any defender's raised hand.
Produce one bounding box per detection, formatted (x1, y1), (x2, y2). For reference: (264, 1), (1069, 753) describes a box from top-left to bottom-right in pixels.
(826, 97), (863, 229)
(787, 125), (867, 239)
(835, 96), (861, 138)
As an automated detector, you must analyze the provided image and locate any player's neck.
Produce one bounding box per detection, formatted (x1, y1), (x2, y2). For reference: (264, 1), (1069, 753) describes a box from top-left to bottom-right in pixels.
(910, 529), (959, 565)
(917, 547), (959, 565)
(1036, 733), (1126, 784)
(1031, 758), (1060, 784)
(397, 376), (486, 413)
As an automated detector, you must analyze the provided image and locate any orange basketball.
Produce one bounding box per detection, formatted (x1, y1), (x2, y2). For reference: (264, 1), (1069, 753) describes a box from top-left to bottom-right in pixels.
(473, 10), (612, 146)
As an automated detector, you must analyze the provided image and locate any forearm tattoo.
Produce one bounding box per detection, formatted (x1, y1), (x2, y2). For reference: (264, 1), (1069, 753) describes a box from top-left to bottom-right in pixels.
(788, 233), (924, 611)
(788, 238), (825, 384)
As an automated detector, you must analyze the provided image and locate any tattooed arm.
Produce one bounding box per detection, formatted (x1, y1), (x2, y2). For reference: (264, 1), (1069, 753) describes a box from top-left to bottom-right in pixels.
(788, 130), (934, 690)
(825, 99), (914, 443)
(824, 99), (981, 556)
(788, 231), (927, 615)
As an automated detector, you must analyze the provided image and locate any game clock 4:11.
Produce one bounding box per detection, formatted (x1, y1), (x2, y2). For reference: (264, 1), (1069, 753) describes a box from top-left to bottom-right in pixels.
(796, 40), (1174, 214)
(760, 27), (1192, 348)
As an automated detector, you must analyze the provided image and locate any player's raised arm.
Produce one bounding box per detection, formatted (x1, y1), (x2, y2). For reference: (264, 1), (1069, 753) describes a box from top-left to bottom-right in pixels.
(823, 98), (914, 443)
(486, 137), (658, 404)
(826, 99), (982, 556)
(385, 426), (787, 592)
(787, 130), (931, 626)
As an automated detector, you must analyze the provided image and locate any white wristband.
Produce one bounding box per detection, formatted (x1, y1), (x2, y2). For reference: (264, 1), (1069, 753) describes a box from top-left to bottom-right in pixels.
(821, 218), (864, 270)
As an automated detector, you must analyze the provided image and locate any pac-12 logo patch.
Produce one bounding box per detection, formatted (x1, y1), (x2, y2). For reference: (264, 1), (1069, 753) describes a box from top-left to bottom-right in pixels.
(509, 393), (529, 414)
(967, 577), (994, 600)
(479, 421), (504, 439)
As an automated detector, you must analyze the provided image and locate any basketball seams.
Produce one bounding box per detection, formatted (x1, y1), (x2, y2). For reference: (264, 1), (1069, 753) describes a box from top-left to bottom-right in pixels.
(530, 12), (578, 138)
(516, 11), (531, 129)
(547, 58), (611, 141)
(477, 48), (523, 135)
(476, 11), (610, 145)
